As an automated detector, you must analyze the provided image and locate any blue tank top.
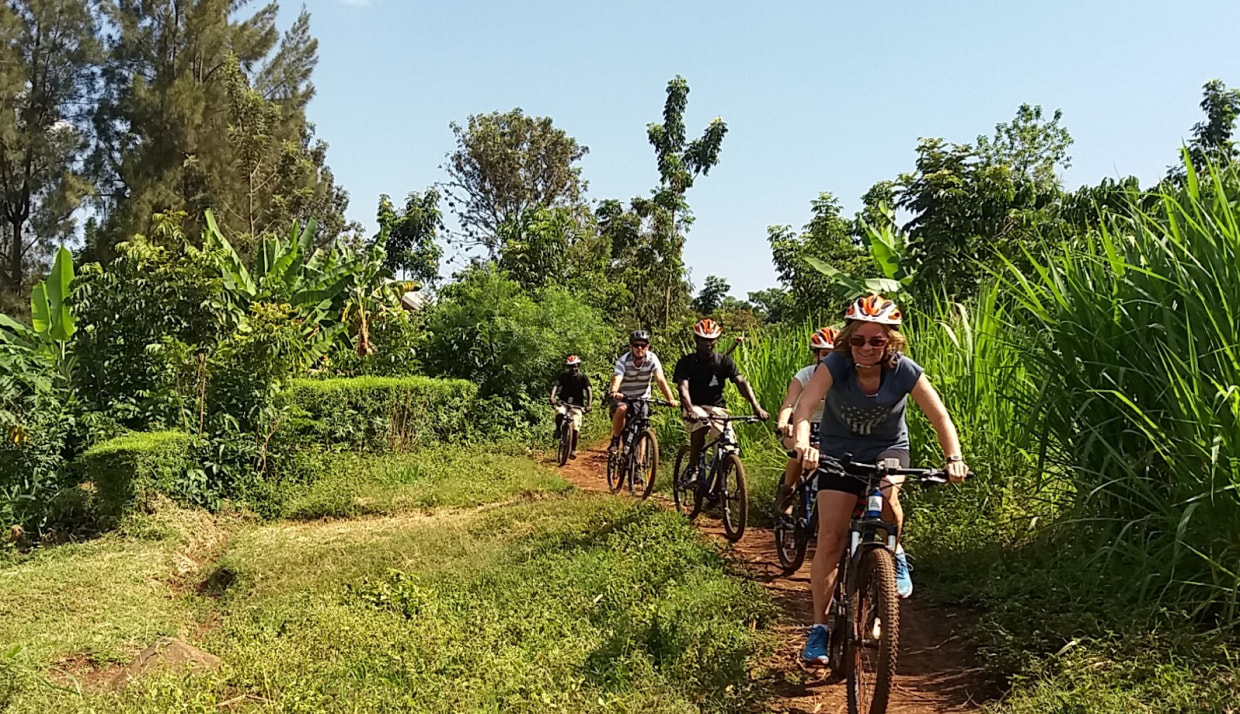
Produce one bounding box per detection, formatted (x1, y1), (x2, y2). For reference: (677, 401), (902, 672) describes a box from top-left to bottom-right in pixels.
(818, 352), (924, 463)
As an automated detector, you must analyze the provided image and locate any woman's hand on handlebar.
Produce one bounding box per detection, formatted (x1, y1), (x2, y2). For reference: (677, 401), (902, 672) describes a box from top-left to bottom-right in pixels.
(610, 391), (624, 401)
(946, 459), (968, 484)
(796, 444), (820, 473)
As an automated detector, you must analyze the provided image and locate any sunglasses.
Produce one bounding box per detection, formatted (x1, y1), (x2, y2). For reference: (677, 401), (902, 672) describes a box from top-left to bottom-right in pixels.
(630, 342), (649, 349)
(849, 336), (889, 348)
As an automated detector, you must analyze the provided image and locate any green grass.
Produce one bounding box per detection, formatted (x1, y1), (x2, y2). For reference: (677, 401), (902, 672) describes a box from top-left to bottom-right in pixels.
(0, 448), (776, 713)
(0, 539), (192, 667)
(275, 445), (573, 520)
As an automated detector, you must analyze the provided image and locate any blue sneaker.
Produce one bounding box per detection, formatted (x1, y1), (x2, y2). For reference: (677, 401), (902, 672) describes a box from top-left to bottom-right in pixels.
(801, 625), (830, 665)
(894, 546), (913, 599)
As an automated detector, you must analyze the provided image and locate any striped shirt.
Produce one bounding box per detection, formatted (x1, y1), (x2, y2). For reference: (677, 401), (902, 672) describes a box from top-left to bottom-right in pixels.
(613, 351), (664, 399)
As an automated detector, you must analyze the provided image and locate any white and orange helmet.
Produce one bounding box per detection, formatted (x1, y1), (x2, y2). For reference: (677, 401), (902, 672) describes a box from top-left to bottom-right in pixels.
(844, 294), (903, 326)
(693, 318), (722, 339)
(565, 355), (582, 366)
(809, 326), (839, 350)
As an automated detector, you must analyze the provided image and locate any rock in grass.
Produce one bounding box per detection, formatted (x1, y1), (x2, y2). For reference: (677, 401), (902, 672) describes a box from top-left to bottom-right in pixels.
(110, 637), (221, 690)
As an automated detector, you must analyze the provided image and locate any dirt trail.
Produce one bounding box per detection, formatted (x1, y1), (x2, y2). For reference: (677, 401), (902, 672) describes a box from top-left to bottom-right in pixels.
(555, 445), (998, 714)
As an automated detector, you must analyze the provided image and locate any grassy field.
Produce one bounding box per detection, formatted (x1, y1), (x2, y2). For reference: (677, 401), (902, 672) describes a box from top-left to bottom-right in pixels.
(0, 447), (774, 713)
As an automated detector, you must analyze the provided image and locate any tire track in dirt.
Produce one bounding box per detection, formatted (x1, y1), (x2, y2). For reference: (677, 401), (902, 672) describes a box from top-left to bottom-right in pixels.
(554, 445), (999, 714)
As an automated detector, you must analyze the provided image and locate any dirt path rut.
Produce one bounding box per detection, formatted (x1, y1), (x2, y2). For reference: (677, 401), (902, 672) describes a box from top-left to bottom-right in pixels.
(555, 445), (998, 714)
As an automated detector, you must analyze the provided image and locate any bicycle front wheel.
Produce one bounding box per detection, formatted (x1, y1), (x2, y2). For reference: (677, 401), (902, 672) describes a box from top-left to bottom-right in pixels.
(606, 450), (622, 493)
(557, 427), (571, 466)
(672, 446), (694, 515)
(846, 547), (900, 714)
(717, 453), (748, 542)
(774, 487), (808, 575)
(630, 429), (659, 500)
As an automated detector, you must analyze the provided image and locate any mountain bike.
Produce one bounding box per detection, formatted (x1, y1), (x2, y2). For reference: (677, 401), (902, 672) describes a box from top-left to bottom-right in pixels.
(607, 397), (671, 499)
(554, 401), (587, 466)
(805, 456), (967, 714)
(671, 414), (762, 542)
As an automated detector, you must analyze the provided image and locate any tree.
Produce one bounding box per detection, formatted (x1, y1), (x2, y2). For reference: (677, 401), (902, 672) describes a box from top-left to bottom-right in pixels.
(692, 274), (729, 315)
(746, 287), (790, 324)
(218, 53), (354, 251)
(767, 193), (871, 321)
(443, 108), (588, 257)
(1168, 79), (1240, 181)
(419, 264), (613, 415)
(644, 75), (727, 325)
(896, 110), (1068, 304)
(89, 1), (351, 258)
(0, 0), (99, 298)
(976, 103), (1072, 191)
(376, 188), (443, 287)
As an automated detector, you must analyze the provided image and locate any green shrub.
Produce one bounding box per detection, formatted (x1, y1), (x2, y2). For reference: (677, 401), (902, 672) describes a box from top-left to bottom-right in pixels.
(280, 376), (477, 452)
(76, 431), (193, 526)
(0, 388), (77, 541)
(419, 265), (615, 413)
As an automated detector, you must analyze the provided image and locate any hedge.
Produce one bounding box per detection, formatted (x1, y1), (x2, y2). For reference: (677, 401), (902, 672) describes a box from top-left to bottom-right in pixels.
(76, 431), (193, 526)
(280, 376), (477, 452)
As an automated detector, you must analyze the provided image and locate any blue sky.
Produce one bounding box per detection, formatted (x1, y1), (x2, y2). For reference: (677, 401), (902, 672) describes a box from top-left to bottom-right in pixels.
(283, 0), (1240, 298)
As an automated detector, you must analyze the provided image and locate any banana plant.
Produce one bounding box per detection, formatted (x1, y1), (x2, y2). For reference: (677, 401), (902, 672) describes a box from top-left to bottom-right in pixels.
(0, 246), (77, 378)
(805, 204), (915, 300)
(200, 210), (394, 355)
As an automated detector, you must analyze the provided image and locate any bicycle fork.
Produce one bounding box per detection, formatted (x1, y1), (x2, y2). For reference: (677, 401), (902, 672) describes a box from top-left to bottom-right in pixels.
(849, 487), (898, 557)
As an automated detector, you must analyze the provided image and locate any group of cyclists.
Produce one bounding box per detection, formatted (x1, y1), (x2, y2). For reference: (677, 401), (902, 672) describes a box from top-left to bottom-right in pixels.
(548, 293), (968, 669)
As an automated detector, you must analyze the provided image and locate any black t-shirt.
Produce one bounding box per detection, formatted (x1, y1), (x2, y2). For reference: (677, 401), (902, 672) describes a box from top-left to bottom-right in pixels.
(556, 371), (591, 405)
(673, 352), (739, 408)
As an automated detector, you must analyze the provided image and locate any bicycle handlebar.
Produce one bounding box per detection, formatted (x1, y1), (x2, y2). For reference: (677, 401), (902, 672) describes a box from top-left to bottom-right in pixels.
(621, 396), (675, 408)
(781, 450), (973, 484)
(695, 414), (764, 424)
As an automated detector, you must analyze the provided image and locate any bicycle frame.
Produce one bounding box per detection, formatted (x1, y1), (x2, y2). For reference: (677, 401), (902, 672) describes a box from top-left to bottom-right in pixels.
(692, 415), (756, 491)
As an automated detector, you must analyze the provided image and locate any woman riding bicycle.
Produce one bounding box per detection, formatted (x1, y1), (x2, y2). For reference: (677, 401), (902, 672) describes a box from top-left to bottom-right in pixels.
(790, 294), (968, 666)
(774, 326), (839, 515)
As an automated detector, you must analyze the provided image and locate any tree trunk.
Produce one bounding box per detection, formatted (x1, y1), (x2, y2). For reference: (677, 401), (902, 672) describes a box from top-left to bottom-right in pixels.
(7, 218), (24, 293)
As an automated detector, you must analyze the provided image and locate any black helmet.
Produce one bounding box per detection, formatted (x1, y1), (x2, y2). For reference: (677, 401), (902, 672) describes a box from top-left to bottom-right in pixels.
(629, 330), (651, 344)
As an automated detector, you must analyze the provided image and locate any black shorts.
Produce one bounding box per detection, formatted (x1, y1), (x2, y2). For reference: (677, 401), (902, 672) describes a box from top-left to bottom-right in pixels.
(814, 449), (910, 499)
(609, 398), (648, 422)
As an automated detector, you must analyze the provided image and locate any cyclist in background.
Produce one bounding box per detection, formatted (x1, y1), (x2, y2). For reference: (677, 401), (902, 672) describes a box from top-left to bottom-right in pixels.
(674, 319), (769, 469)
(550, 355), (592, 459)
(790, 295), (968, 666)
(608, 330), (678, 454)
(774, 327), (838, 515)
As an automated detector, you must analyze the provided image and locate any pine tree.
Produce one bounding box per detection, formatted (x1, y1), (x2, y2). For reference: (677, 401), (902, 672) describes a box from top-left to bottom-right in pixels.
(0, 0), (99, 299)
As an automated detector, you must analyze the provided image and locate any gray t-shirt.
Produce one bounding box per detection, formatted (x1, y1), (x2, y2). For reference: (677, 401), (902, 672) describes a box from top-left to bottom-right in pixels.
(819, 352), (924, 463)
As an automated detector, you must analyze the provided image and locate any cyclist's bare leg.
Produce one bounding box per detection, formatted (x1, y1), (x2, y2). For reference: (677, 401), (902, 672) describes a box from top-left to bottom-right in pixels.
(610, 403), (628, 439)
(810, 490), (858, 625)
(879, 475), (906, 541)
(775, 435), (801, 514)
(688, 428), (707, 471)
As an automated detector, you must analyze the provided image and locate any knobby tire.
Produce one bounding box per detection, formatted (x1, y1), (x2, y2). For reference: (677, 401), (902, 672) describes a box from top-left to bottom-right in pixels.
(672, 445), (693, 515)
(846, 547), (900, 714)
(718, 453), (748, 542)
(632, 430), (659, 500)
(774, 486), (808, 575)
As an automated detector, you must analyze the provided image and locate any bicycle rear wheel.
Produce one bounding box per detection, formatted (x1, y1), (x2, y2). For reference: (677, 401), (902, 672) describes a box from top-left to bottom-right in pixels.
(846, 547), (900, 714)
(774, 487), (808, 575)
(630, 429), (659, 499)
(717, 453), (748, 542)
